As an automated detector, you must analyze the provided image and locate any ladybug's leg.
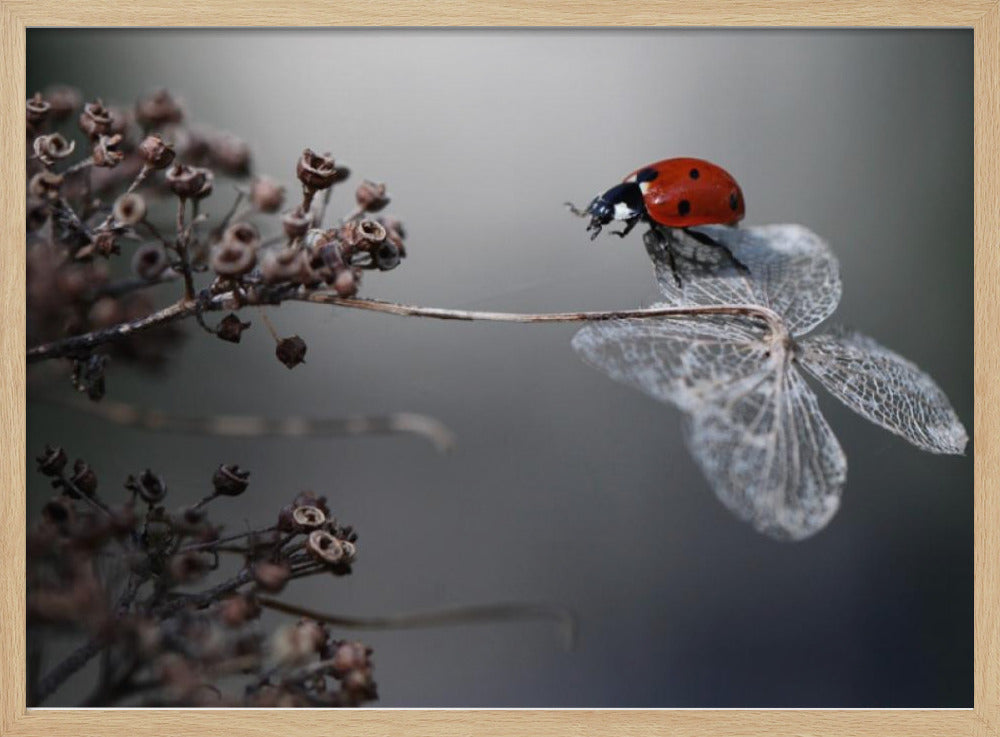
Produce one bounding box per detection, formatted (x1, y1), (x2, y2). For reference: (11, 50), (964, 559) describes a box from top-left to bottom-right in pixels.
(682, 228), (750, 274)
(610, 217), (640, 239)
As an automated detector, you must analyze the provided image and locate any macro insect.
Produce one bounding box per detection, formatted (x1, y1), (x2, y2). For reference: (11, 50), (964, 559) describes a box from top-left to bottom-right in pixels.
(567, 157), (748, 284)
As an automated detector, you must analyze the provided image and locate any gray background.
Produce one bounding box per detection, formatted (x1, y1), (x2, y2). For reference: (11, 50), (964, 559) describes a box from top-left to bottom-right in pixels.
(27, 29), (973, 707)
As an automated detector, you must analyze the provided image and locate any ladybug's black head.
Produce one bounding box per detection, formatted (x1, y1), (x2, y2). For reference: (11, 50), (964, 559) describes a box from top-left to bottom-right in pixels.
(567, 180), (646, 240)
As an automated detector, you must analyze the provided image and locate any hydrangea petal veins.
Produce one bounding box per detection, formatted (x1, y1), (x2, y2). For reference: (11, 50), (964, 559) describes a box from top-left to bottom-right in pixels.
(572, 225), (967, 541)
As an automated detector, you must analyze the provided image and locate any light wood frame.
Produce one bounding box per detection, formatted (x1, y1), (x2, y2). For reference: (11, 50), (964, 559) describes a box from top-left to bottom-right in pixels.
(2, 2), (997, 735)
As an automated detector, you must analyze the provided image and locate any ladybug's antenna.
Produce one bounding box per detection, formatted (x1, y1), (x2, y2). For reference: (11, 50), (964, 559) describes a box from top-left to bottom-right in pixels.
(564, 201), (590, 218)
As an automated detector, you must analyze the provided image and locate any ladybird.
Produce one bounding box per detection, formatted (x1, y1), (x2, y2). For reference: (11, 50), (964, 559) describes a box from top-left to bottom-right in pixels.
(567, 157), (748, 284)
(567, 157), (745, 240)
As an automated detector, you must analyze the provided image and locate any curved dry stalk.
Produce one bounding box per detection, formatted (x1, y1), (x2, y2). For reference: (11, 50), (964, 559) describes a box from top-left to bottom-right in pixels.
(49, 395), (457, 452)
(26, 290), (786, 364)
(257, 595), (577, 651)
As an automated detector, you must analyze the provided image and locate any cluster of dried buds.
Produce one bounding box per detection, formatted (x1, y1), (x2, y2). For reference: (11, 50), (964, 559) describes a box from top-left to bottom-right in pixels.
(26, 84), (410, 390)
(28, 446), (373, 707)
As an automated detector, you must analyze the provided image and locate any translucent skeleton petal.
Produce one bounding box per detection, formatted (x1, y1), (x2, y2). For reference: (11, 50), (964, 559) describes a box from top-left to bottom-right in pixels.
(572, 317), (847, 540)
(797, 329), (968, 455)
(648, 224), (842, 337)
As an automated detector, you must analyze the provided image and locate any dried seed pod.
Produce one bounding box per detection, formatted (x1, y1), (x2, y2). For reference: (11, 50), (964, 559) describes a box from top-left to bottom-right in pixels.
(355, 180), (389, 212)
(222, 222), (261, 251)
(68, 459), (98, 497)
(249, 175), (285, 213)
(126, 468), (167, 504)
(332, 266), (359, 297)
(33, 133), (75, 166)
(91, 134), (124, 168)
(135, 88), (184, 129)
(292, 505), (326, 529)
(168, 551), (213, 584)
(330, 641), (369, 674)
(275, 335), (307, 369)
(252, 561), (291, 593)
(281, 207), (311, 240)
(211, 240), (256, 278)
(306, 530), (344, 565)
(373, 240), (401, 271)
(132, 244), (169, 281)
(296, 149), (346, 191)
(212, 464), (250, 496)
(137, 134), (176, 170)
(216, 314), (251, 344)
(36, 445), (68, 477)
(113, 192), (146, 226)
(26, 92), (51, 125)
(166, 163), (208, 199)
(339, 540), (357, 563)
(78, 99), (113, 139)
(208, 131), (252, 176)
(28, 171), (64, 200)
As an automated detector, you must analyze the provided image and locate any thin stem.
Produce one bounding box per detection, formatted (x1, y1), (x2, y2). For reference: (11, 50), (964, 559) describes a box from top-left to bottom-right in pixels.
(27, 292), (785, 365)
(173, 198), (195, 300)
(257, 596), (577, 650)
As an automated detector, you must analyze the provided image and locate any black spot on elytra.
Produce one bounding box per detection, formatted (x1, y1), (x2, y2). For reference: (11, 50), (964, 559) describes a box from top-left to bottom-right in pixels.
(729, 192), (739, 210)
(689, 168), (700, 179)
(636, 168), (658, 183)
(678, 199), (691, 216)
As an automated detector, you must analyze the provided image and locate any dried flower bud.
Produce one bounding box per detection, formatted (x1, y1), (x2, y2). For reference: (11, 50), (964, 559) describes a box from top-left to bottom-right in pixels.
(135, 88), (184, 129)
(168, 551), (213, 584)
(306, 530), (344, 565)
(212, 464), (250, 496)
(132, 244), (169, 281)
(113, 193), (146, 226)
(250, 176), (285, 213)
(347, 219), (387, 252)
(275, 335), (307, 369)
(78, 99), (113, 139)
(92, 134), (125, 168)
(330, 641), (370, 674)
(252, 561), (291, 593)
(45, 85), (82, 121)
(332, 266), (359, 298)
(126, 468), (167, 504)
(292, 505), (326, 530)
(373, 240), (401, 271)
(281, 207), (311, 240)
(28, 171), (63, 200)
(36, 445), (68, 477)
(166, 163), (211, 200)
(26, 92), (51, 125)
(211, 240), (256, 278)
(33, 133), (75, 166)
(355, 180), (389, 212)
(296, 149), (345, 191)
(261, 247), (307, 284)
(137, 134), (176, 170)
(269, 619), (325, 666)
(219, 594), (261, 627)
(340, 540), (357, 563)
(69, 458), (98, 497)
(79, 231), (119, 260)
(223, 222), (260, 250)
(209, 131), (252, 176)
(216, 313), (251, 343)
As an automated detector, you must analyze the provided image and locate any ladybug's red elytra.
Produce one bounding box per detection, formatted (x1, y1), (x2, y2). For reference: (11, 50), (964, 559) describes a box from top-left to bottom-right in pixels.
(568, 157), (745, 238)
(566, 157), (748, 284)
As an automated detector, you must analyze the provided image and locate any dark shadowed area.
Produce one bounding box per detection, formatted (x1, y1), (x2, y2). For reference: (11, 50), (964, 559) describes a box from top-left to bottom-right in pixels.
(26, 29), (973, 707)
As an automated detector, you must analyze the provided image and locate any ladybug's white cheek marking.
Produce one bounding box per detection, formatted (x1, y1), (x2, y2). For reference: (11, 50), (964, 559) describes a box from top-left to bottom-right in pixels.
(613, 202), (638, 220)
(638, 181), (650, 194)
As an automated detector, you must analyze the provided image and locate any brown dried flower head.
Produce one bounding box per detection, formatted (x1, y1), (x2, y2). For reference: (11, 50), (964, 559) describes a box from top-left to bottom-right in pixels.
(296, 149), (347, 191)
(78, 99), (113, 139)
(215, 314), (251, 344)
(292, 505), (326, 530)
(261, 247), (308, 285)
(113, 193), (147, 226)
(212, 464), (251, 496)
(306, 530), (344, 565)
(209, 131), (252, 176)
(132, 244), (169, 281)
(137, 134), (176, 170)
(26, 92), (51, 125)
(92, 134), (125, 168)
(33, 133), (76, 166)
(355, 180), (390, 212)
(252, 561), (292, 593)
(136, 88), (184, 129)
(275, 335), (308, 369)
(166, 163), (209, 199)
(250, 176), (285, 213)
(28, 171), (64, 200)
